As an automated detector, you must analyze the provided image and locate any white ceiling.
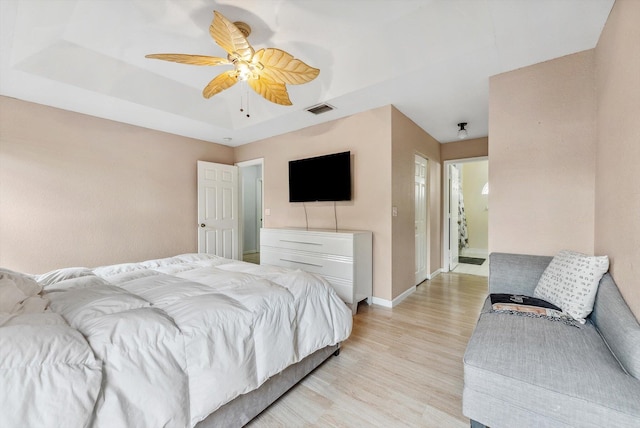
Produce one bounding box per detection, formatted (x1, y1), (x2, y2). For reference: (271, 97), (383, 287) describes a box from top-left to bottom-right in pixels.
(0, 0), (614, 147)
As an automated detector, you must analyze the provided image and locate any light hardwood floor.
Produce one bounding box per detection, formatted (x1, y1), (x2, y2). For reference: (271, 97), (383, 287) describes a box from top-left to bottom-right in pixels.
(247, 272), (488, 428)
(243, 252), (260, 264)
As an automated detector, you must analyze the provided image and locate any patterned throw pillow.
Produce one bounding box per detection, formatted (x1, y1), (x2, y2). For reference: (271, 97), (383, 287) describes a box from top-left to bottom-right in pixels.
(533, 250), (609, 323)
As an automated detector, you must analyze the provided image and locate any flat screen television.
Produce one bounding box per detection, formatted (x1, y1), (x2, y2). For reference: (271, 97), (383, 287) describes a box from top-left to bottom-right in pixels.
(289, 151), (351, 202)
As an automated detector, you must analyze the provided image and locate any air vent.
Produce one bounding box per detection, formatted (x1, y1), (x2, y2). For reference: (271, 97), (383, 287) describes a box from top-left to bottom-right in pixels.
(305, 103), (335, 115)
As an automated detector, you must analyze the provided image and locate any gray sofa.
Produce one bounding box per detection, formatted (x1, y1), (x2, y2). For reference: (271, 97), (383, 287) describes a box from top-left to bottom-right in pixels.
(463, 253), (640, 428)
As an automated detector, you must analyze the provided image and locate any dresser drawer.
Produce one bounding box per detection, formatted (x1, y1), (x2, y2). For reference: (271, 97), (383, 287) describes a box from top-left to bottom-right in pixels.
(260, 249), (354, 281)
(261, 229), (353, 257)
(324, 278), (354, 304)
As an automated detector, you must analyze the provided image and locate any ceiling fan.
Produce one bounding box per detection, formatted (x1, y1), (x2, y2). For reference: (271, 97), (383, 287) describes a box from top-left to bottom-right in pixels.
(146, 10), (320, 108)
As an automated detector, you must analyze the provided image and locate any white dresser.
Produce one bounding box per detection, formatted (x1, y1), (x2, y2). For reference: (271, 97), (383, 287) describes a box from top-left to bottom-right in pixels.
(260, 228), (372, 314)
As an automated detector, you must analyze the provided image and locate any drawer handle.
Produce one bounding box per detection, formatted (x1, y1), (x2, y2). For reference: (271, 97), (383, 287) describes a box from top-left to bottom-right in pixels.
(280, 258), (323, 268)
(280, 239), (322, 246)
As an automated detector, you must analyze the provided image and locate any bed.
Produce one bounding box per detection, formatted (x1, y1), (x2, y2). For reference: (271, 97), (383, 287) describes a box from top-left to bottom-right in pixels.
(0, 253), (352, 428)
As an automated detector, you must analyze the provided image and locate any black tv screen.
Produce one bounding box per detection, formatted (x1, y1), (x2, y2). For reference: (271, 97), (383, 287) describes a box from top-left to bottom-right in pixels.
(289, 151), (351, 202)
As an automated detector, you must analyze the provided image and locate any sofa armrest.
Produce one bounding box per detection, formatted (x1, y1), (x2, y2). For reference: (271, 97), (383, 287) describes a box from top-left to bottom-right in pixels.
(489, 252), (552, 295)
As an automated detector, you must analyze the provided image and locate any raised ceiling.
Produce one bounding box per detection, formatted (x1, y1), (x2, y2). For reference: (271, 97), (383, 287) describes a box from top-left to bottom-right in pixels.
(0, 0), (614, 146)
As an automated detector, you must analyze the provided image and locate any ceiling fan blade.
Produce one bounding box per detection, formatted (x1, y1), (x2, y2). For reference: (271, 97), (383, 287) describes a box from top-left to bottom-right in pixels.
(248, 78), (292, 106)
(210, 11), (254, 61)
(203, 71), (238, 99)
(145, 54), (229, 66)
(253, 48), (320, 85)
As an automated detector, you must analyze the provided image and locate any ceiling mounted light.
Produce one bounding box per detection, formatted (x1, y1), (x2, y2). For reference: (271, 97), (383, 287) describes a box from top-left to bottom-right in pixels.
(145, 10), (320, 114)
(457, 122), (468, 139)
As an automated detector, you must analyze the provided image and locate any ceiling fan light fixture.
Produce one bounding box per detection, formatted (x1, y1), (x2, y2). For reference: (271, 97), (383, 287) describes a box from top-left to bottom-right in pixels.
(235, 62), (253, 81)
(457, 122), (468, 139)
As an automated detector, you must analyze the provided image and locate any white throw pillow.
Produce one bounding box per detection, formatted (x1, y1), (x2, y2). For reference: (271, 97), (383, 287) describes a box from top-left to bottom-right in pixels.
(533, 250), (609, 323)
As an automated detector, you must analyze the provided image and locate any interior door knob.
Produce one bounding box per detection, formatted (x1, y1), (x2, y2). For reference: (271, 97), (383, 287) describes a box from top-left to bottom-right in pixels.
(200, 223), (206, 228)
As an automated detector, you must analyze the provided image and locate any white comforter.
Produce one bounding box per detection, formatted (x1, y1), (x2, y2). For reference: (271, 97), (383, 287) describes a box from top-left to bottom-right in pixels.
(0, 254), (352, 428)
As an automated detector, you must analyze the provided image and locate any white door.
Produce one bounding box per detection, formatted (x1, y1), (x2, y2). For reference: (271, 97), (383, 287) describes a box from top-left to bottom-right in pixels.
(415, 155), (428, 284)
(449, 164), (460, 270)
(197, 161), (239, 259)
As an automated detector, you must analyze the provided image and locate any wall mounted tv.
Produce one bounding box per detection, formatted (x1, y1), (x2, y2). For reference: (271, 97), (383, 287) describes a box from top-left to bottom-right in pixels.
(289, 151), (351, 202)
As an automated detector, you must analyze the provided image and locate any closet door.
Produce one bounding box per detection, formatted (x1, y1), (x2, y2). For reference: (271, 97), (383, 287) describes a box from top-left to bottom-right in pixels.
(415, 155), (428, 284)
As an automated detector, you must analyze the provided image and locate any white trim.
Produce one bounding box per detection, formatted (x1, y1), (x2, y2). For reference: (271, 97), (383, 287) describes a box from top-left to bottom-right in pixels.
(236, 158), (264, 259)
(371, 297), (393, 308)
(427, 268), (442, 280)
(414, 153), (429, 285)
(371, 285), (416, 308)
(235, 158), (264, 168)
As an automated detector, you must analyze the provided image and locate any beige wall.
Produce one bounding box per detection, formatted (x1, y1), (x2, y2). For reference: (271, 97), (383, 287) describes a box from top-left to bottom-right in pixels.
(489, 49), (597, 255)
(440, 137), (488, 161)
(594, 0), (640, 317)
(391, 106), (441, 297)
(461, 161), (489, 250)
(488, 0), (640, 318)
(235, 106), (394, 300)
(0, 96), (233, 273)
(236, 105), (444, 301)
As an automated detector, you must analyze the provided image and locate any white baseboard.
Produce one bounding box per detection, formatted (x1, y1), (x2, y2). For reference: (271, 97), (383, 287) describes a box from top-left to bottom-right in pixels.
(427, 268), (442, 279)
(371, 297), (392, 308)
(371, 285), (416, 309)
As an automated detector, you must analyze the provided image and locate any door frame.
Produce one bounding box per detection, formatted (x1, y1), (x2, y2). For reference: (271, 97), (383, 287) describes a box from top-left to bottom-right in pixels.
(442, 156), (488, 272)
(415, 153), (429, 285)
(236, 158), (264, 258)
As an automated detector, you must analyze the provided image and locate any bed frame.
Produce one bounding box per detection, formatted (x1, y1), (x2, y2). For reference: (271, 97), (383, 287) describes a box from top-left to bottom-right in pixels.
(196, 344), (340, 427)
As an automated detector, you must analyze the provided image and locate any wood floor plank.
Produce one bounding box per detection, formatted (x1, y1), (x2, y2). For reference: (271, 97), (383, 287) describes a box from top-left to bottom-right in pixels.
(247, 272), (488, 427)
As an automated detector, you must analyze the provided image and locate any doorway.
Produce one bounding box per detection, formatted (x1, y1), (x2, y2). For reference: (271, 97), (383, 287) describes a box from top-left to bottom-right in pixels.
(415, 154), (428, 284)
(238, 159), (264, 264)
(443, 158), (489, 276)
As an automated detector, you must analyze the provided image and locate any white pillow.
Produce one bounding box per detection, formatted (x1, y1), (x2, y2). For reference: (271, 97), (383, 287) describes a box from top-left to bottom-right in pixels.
(533, 250), (609, 323)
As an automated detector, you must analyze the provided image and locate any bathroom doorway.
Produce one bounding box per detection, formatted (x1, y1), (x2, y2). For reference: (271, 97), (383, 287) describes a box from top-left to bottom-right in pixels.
(443, 158), (488, 276)
(237, 159), (264, 264)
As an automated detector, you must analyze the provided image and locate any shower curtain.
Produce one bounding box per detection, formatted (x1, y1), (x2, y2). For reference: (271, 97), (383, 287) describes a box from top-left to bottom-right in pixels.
(458, 180), (469, 251)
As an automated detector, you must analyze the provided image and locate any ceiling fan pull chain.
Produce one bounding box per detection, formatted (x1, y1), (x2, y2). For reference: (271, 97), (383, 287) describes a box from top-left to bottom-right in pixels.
(246, 86), (250, 118)
(238, 81), (250, 118)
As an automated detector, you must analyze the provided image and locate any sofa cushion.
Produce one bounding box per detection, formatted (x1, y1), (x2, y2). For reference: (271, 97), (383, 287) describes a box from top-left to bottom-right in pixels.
(590, 273), (640, 380)
(488, 253), (552, 296)
(534, 250), (609, 323)
(463, 299), (640, 427)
